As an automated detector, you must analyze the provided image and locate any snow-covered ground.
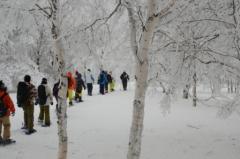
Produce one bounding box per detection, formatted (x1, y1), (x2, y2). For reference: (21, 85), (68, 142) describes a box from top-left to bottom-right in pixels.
(1, 84), (240, 159)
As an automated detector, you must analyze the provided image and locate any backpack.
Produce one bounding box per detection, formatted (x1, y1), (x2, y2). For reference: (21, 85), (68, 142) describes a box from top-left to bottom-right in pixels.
(0, 93), (7, 117)
(17, 82), (29, 107)
(38, 84), (47, 105)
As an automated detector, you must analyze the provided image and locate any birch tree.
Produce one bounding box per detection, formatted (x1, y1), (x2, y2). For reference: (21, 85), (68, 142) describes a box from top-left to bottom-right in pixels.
(124, 0), (176, 159)
(48, 1), (68, 159)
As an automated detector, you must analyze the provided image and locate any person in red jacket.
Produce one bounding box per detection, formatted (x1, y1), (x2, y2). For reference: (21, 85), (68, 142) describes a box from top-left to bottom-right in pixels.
(67, 72), (76, 106)
(0, 80), (15, 145)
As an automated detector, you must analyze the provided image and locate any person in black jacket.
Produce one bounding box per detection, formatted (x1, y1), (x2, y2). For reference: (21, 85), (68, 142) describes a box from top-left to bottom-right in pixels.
(120, 71), (129, 91)
(37, 78), (53, 127)
(107, 71), (113, 92)
(75, 71), (86, 102)
(53, 80), (60, 111)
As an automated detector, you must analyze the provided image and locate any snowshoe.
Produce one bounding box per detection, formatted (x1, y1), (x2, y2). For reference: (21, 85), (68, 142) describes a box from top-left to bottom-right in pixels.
(0, 139), (16, 146)
(21, 125), (27, 130)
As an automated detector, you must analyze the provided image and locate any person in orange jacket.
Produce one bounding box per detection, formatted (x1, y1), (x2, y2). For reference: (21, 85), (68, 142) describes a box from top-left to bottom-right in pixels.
(0, 80), (15, 145)
(67, 72), (76, 106)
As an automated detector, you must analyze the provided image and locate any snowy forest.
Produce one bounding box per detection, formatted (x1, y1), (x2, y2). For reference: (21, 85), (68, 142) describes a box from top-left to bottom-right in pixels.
(0, 0), (240, 159)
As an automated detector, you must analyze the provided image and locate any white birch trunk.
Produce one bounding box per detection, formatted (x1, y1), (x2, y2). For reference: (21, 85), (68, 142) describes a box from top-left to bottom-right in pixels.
(50, 0), (68, 159)
(193, 72), (197, 107)
(126, 0), (168, 159)
(192, 59), (197, 107)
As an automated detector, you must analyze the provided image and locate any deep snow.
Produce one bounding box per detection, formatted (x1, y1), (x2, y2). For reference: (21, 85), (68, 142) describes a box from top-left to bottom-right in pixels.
(0, 84), (240, 159)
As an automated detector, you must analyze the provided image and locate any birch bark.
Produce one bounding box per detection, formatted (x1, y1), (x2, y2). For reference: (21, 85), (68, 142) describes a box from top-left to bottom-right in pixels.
(50, 1), (68, 159)
(125, 0), (175, 159)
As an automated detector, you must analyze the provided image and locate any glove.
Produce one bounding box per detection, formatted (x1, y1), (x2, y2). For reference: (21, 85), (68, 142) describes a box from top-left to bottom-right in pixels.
(35, 99), (39, 105)
(50, 102), (54, 105)
(11, 112), (15, 116)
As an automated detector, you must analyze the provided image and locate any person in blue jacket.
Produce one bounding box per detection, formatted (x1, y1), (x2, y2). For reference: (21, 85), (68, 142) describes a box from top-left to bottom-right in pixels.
(98, 70), (108, 95)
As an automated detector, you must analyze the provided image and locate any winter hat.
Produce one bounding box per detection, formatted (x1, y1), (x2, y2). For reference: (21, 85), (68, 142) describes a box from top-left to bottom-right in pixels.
(41, 78), (47, 84)
(24, 75), (31, 83)
(0, 80), (7, 91)
(0, 80), (5, 90)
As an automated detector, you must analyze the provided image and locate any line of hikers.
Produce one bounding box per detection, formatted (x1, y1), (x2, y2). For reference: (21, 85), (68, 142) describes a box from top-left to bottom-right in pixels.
(0, 70), (129, 145)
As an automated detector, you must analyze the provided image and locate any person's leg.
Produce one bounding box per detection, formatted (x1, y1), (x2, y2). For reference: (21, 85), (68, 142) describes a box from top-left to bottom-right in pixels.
(105, 83), (108, 93)
(23, 106), (27, 129)
(28, 105), (34, 131)
(122, 81), (126, 90)
(68, 89), (73, 106)
(100, 84), (105, 95)
(75, 92), (79, 102)
(90, 83), (93, 95)
(79, 90), (83, 102)
(25, 104), (36, 134)
(87, 84), (91, 95)
(38, 106), (44, 123)
(44, 106), (50, 126)
(2, 116), (10, 140)
(24, 105), (30, 130)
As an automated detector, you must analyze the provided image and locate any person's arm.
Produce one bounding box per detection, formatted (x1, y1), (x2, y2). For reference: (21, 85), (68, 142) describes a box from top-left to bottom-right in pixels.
(120, 74), (123, 80)
(81, 80), (86, 89)
(91, 74), (94, 83)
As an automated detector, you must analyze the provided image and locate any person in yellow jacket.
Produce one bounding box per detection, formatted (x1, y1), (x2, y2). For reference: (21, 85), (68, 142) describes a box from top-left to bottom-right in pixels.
(107, 71), (115, 92)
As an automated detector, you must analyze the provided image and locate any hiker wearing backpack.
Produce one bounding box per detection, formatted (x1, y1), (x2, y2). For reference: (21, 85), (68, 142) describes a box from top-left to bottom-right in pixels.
(0, 80), (15, 145)
(120, 71), (130, 91)
(37, 78), (53, 127)
(98, 70), (108, 95)
(67, 72), (76, 106)
(75, 71), (86, 102)
(17, 75), (37, 135)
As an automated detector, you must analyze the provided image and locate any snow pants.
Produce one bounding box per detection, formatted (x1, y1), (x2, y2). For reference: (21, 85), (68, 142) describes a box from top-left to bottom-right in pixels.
(23, 103), (34, 131)
(122, 81), (128, 90)
(67, 89), (75, 102)
(38, 105), (50, 125)
(100, 84), (105, 95)
(87, 83), (93, 96)
(109, 81), (115, 92)
(0, 115), (11, 140)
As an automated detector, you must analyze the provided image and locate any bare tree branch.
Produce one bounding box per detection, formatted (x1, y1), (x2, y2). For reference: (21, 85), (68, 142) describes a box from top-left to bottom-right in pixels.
(56, 0), (122, 41)
(35, 4), (51, 19)
(183, 18), (236, 28)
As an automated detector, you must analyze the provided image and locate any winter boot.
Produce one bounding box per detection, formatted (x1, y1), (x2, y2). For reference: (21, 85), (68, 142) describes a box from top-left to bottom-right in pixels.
(79, 96), (83, 102)
(69, 101), (73, 106)
(1, 139), (16, 145)
(25, 129), (37, 135)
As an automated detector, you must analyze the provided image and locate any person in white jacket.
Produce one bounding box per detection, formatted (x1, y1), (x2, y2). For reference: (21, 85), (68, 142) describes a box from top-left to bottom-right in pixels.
(37, 78), (53, 127)
(84, 69), (94, 96)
